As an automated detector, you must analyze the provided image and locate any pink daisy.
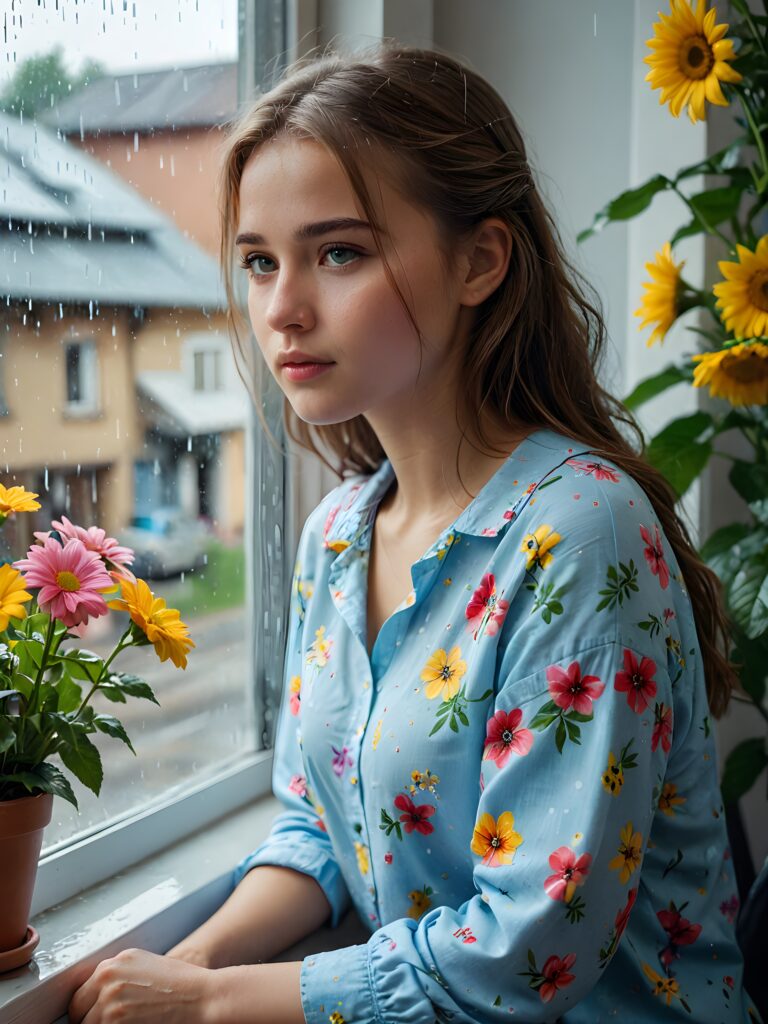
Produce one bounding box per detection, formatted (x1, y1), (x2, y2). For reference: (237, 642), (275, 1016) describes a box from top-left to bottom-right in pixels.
(639, 523), (670, 590)
(35, 515), (134, 578)
(539, 953), (577, 1003)
(544, 846), (592, 902)
(14, 536), (113, 630)
(482, 708), (533, 767)
(614, 649), (658, 714)
(546, 660), (605, 715)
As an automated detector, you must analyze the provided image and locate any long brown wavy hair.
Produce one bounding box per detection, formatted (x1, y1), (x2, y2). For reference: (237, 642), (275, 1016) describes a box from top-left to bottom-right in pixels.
(218, 41), (736, 718)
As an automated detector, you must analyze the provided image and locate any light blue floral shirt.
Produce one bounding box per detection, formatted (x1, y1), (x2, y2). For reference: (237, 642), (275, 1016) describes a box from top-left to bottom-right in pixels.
(233, 427), (758, 1023)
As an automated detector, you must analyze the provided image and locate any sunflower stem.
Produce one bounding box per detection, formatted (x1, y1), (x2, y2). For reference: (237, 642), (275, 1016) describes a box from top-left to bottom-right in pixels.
(736, 89), (768, 185)
(670, 184), (732, 246)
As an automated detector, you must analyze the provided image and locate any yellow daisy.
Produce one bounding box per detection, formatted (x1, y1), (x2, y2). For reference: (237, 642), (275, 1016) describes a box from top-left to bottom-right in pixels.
(470, 810), (523, 868)
(520, 524), (561, 571)
(658, 781), (687, 816)
(0, 484), (41, 518)
(420, 645), (467, 700)
(0, 563), (33, 629)
(713, 236), (768, 339)
(634, 242), (686, 346)
(644, 0), (742, 124)
(608, 821), (643, 884)
(692, 341), (768, 405)
(642, 963), (683, 1007)
(108, 576), (194, 669)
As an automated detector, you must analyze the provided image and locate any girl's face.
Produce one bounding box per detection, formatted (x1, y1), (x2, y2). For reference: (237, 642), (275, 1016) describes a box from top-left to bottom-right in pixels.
(236, 136), (473, 430)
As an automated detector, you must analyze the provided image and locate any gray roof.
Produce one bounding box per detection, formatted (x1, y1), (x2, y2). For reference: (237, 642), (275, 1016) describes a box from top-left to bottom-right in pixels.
(0, 111), (225, 308)
(42, 62), (238, 135)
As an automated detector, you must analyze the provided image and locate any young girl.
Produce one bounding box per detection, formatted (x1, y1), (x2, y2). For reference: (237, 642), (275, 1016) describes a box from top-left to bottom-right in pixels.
(68, 42), (761, 1024)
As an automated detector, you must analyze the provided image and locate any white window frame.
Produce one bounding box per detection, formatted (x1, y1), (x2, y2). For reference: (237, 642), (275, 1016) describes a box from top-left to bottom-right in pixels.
(31, 0), (303, 916)
(63, 337), (100, 416)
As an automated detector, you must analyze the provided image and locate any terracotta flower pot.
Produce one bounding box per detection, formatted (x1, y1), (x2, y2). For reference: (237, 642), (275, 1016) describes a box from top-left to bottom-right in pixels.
(0, 791), (53, 961)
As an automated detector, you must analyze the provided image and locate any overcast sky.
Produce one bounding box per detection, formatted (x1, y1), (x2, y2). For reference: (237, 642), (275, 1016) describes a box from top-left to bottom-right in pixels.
(1, 0), (239, 88)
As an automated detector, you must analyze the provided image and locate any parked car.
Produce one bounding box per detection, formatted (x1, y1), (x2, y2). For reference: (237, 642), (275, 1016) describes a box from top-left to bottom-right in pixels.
(120, 506), (210, 579)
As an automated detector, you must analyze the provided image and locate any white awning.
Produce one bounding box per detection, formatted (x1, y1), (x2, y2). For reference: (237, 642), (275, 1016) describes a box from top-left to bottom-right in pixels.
(137, 370), (250, 437)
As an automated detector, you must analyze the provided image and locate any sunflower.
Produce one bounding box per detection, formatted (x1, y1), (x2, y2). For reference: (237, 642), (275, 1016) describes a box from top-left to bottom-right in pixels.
(420, 645), (467, 700)
(634, 243), (686, 346)
(0, 484), (40, 519)
(692, 341), (768, 405)
(713, 236), (768, 339)
(0, 563), (33, 630)
(108, 576), (194, 669)
(644, 0), (742, 124)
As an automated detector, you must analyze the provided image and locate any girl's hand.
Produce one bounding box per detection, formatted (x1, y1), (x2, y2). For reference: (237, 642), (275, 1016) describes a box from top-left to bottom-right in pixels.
(67, 947), (218, 1024)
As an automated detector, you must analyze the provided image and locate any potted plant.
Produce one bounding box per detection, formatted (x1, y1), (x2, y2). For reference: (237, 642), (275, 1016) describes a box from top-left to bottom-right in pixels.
(0, 483), (194, 972)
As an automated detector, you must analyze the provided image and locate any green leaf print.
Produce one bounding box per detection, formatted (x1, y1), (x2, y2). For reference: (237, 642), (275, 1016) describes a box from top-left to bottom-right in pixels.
(596, 560), (639, 612)
(379, 807), (403, 841)
(429, 686), (493, 737)
(565, 894), (587, 924)
(529, 579), (569, 624)
(531, 697), (594, 754)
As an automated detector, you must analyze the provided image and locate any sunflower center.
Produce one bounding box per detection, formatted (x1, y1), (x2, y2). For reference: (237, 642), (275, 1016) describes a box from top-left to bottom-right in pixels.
(680, 36), (714, 78)
(56, 570), (81, 592)
(723, 350), (768, 384)
(747, 270), (768, 313)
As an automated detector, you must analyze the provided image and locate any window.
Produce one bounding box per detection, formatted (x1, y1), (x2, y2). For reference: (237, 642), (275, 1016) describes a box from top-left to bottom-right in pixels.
(0, 0), (296, 914)
(64, 339), (99, 412)
(0, 340), (8, 417)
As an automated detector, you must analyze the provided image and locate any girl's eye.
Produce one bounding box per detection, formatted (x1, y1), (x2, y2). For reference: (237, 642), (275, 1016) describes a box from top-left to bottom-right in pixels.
(238, 245), (361, 278)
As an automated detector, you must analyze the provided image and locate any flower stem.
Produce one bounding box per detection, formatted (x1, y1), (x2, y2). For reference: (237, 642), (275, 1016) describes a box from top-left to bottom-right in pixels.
(72, 629), (131, 722)
(736, 90), (768, 185)
(670, 184), (732, 246)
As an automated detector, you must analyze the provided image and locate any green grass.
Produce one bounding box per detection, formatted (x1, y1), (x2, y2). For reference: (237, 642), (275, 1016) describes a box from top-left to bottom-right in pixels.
(160, 540), (245, 620)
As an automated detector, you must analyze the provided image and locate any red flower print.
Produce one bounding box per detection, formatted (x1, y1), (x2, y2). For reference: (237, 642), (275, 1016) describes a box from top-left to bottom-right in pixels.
(544, 846), (592, 902)
(384, 852), (393, 864)
(614, 649), (658, 713)
(546, 660), (605, 715)
(657, 901), (702, 967)
(640, 523), (670, 590)
(719, 895), (739, 923)
(663, 608), (675, 623)
(394, 794), (436, 836)
(566, 457), (621, 483)
(288, 774), (307, 798)
(465, 572), (510, 639)
(615, 887), (638, 942)
(539, 953), (577, 1003)
(483, 708), (533, 767)
(652, 702), (673, 753)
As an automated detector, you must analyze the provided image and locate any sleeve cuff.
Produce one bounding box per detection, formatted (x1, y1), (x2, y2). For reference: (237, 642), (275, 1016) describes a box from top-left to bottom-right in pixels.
(232, 837), (352, 928)
(300, 942), (378, 1024)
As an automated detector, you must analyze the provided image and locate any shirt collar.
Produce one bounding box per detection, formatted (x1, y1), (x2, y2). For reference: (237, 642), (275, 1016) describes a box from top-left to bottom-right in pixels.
(322, 427), (595, 551)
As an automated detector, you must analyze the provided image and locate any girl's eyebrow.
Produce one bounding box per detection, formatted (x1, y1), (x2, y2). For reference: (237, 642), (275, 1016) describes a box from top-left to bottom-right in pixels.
(235, 218), (378, 246)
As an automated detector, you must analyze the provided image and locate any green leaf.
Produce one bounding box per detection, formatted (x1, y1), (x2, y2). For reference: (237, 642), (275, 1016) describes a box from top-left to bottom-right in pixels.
(645, 412), (714, 497)
(748, 499), (768, 526)
(675, 138), (745, 181)
(700, 523), (752, 561)
(555, 719), (567, 753)
(0, 715), (15, 754)
(687, 186), (743, 229)
(57, 649), (104, 685)
(0, 761), (78, 808)
(728, 556), (768, 639)
(54, 673), (84, 715)
(98, 682), (127, 704)
(577, 174), (671, 242)
(721, 737), (768, 804)
(58, 732), (103, 797)
(93, 714), (135, 754)
(730, 630), (768, 705)
(626, 368), (692, 411)
(730, 461), (768, 504)
(108, 673), (160, 705)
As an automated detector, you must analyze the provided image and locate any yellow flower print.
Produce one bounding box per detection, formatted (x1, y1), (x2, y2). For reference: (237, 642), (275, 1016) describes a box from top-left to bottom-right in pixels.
(642, 963), (683, 1008)
(520, 524), (562, 571)
(658, 782), (686, 817)
(409, 769), (440, 796)
(354, 841), (369, 876)
(329, 1013), (346, 1024)
(420, 645), (467, 700)
(306, 625), (333, 668)
(326, 540), (350, 554)
(601, 752), (624, 797)
(470, 811), (523, 868)
(608, 821), (643, 884)
(372, 719), (383, 750)
(407, 885), (433, 919)
(435, 532), (457, 561)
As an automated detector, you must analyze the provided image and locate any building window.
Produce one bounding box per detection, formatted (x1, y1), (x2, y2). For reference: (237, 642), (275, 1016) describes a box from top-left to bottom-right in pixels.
(193, 348), (223, 392)
(64, 339), (99, 412)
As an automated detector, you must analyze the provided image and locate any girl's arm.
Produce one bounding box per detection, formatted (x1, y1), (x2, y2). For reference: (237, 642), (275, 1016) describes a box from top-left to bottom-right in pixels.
(166, 864), (332, 968)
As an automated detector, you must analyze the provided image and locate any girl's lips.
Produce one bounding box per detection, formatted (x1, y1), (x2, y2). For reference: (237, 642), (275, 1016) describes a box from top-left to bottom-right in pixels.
(281, 361), (335, 381)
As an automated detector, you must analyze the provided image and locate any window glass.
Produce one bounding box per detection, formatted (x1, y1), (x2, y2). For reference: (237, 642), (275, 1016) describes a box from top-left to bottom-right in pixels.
(0, 1), (256, 849)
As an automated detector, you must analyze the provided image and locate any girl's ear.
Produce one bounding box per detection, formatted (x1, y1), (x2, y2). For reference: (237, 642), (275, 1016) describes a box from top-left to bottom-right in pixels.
(459, 218), (514, 308)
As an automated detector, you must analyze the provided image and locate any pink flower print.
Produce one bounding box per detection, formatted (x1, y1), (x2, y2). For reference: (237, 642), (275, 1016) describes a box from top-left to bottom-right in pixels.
(656, 902), (702, 968)
(393, 794), (436, 836)
(544, 846), (592, 902)
(640, 523), (670, 590)
(539, 953), (577, 1003)
(546, 660), (605, 715)
(331, 744), (353, 777)
(652, 702), (673, 753)
(566, 458), (621, 483)
(480, 527), (498, 537)
(465, 572), (510, 639)
(663, 608), (675, 623)
(482, 708), (533, 767)
(289, 675), (301, 716)
(288, 774), (307, 797)
(615, 887), (638, 942)
(719, 895), (739, 923)
(614, 649), (658, 714)
(322, 503), (341, 544)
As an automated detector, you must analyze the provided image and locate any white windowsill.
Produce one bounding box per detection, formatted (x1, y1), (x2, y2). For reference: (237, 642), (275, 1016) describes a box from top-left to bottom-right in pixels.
(0, 793), (283, 1024)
